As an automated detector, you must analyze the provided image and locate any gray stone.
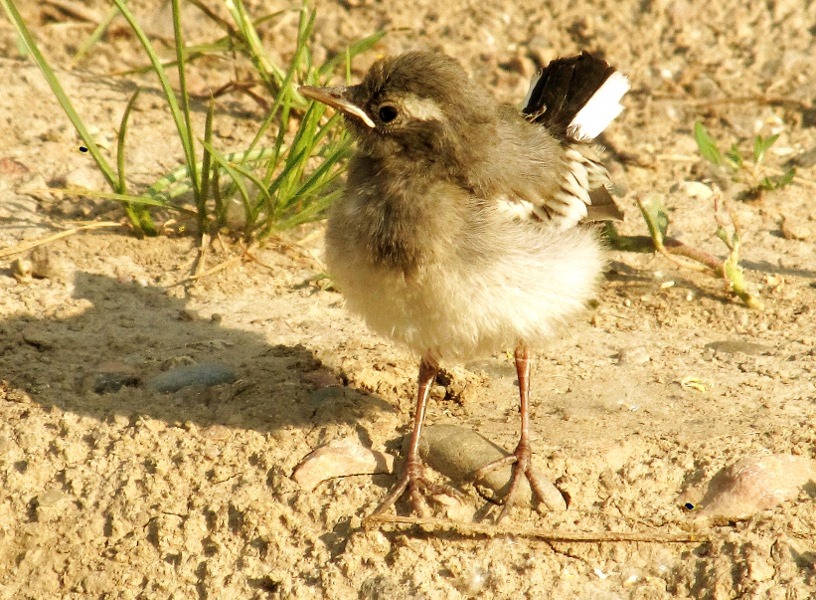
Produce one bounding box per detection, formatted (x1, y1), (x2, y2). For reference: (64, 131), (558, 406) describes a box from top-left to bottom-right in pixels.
(147, 362), (237, 394)
(419, 424), (566, 512)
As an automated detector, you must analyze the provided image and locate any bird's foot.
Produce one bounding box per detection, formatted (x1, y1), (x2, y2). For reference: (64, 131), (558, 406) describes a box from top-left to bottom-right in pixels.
(371, 459), (464, 518)
(473, 439), (558, 522)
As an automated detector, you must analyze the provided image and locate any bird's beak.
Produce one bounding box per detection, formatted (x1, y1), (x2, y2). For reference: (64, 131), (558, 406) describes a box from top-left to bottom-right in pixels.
(299, 85), (376, 129)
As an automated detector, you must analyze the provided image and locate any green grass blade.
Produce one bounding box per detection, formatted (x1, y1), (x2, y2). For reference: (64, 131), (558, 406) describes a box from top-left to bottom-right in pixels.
(170, 0), (201, 209)
(72, 4), (121, 64)
(753, 133), (779, 164)
(694, 121), (723, 166)
(112, 0), (199, 198)
(317, 31), (385, 79)
(199, 98), (216, 232)
(226, 0), (288, 93)
(200, 141), (255, 238)
(115, 88), (157, 235)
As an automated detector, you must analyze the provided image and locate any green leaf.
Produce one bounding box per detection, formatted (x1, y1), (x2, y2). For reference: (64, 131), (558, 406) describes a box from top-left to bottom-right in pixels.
(694, 121), (723, 166)
(753, 133), (779, 164)
(777, 166), (796, 187)
(725, 143), (743, 170)
(638, 195), (670, 245)
(759, 166), (796, 191)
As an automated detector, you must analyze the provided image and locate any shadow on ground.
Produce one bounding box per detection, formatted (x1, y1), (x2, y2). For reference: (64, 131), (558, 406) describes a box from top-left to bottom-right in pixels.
(0, 270), (394, 434)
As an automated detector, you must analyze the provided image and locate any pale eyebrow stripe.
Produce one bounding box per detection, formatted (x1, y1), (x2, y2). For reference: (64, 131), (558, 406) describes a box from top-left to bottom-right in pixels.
(402, 95), (447, 121)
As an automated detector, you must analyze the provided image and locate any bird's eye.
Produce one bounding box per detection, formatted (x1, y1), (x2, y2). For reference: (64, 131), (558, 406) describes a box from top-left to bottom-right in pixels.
(378, 104), (399, 123)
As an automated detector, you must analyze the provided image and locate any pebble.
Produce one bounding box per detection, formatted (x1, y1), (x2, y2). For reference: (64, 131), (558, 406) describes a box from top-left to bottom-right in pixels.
(61, 165), (105, 190)
(677, 180), (714, 200)
(419, 424), (567, 512)
(0, 156), (30, 176)
(34, 490), (75, 522)
(780, 217), (811, 241)
(696, 454), (816, 521)
(292, 438), (394, 492)
(92, 362), (141, 394)
(146, 362), (237, 393)
(21, 326), (57, 350)
(616, 346), (651, 365)
(28, 246), (68, 280)
(704, 340), (773, 356)
(792, 146), (816, 168)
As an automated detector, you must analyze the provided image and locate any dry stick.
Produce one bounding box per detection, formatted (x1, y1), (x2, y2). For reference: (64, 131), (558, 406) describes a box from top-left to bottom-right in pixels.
(181, 238), (277, 285)
(650, 93), (811, 111)
(182, 252), (245, 283)
(365, 515), (709, 544)
(0, 221), (123, 259)
(191, 232), (211, 279)
(41, 0), (103, 23)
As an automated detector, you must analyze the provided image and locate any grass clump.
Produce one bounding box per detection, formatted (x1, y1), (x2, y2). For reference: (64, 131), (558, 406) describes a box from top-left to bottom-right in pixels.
(693, 121), (795, 199)
(1, 0), (382, 241)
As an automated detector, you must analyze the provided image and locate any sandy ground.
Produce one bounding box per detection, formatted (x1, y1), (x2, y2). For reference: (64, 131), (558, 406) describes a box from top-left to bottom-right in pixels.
(1, 0), (816, 598)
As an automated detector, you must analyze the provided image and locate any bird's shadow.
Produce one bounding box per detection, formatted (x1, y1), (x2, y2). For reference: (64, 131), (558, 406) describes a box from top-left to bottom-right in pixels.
(2, 270), (394, 434)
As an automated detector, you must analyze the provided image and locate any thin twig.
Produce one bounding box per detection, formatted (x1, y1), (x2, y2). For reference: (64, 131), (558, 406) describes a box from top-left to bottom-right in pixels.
(0, 221), (122, 259)
(650, 93), (811, 111)
(661, 238), (722, 273)
(181, 253), (245, 283)
(192, 232), (211, 278)
(42, 0), (103, 23)
(364, 515), (709, 544)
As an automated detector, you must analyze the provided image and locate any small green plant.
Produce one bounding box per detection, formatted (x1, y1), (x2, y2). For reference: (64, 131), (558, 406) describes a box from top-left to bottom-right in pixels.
(604, 193), (763, 310)
(602, 121), (782, 310)
(1, 0), (382, 241)
(693, 121), (795, 197)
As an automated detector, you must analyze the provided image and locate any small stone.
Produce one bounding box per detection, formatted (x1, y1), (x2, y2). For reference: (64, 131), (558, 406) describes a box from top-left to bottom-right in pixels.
(11, 257), (32, 281)
(34, 490), (76, 522)
(419, 424), (566, 512)
(705, 340), (773, 356)
(21, 326), (57, 350)
(696, 454), (816, 521)
(147, 362), (237, 393)
(679, 180), (714, 200)
(780, 217), (811, 241)
(292, 438), (394, 492)
(92, 362), (141, 394)
(791, 147), (816, 168)
(28, 246), (68, 280)
(0, 156), (30, 176)
(61, 166), (105, 190)
(616, 346), (651, 365)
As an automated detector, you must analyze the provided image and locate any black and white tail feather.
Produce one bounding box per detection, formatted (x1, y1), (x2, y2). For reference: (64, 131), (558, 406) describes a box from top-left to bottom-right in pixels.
(522, 52), (629, 229)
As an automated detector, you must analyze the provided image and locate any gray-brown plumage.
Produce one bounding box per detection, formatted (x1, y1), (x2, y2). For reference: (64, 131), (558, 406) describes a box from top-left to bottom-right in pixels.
(300, 50), (628, 520)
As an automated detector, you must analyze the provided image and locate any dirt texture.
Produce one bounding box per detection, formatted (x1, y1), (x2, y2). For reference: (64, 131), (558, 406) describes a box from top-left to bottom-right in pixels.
(1, 0), (816, 598)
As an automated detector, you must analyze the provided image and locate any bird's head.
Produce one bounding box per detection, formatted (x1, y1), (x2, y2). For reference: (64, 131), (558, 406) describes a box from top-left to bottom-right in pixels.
(300, 51), (498, 170)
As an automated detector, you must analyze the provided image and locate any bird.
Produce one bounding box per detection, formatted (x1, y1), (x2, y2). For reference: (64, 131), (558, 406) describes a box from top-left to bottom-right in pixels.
(300, 50), (629, 520)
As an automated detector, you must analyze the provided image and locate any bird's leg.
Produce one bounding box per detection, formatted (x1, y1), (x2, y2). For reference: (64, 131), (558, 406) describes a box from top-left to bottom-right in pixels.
(371, 355), (460, 517)
(474, 342), (554, 521)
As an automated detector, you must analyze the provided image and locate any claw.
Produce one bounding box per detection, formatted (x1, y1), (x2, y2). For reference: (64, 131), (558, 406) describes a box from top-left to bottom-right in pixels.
(371, 459), (464, 517)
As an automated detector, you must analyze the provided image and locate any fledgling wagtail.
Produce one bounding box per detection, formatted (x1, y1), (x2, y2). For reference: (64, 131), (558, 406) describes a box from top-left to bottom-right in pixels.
(300, 50), (629, 520)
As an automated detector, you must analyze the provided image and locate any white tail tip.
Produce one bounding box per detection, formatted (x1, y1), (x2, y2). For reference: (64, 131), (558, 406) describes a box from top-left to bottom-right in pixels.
(567, 72), (630, 141)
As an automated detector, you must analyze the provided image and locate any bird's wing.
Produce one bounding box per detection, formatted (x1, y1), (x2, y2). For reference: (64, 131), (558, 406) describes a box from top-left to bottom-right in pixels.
(497, 129), (623, 229)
